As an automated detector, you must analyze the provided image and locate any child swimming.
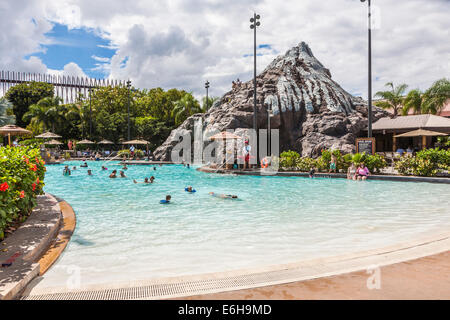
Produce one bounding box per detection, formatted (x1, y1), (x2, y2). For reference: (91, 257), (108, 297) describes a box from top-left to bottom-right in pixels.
(209, 192), (237, 199)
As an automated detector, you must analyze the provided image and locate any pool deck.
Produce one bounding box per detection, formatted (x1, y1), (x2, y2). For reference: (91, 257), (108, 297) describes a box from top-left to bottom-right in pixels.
(197, 166), (450, 184)
(179, 250), (450, 300)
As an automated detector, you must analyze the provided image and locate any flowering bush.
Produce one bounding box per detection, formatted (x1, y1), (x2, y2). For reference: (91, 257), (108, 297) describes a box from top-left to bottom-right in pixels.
(0, 146), (46, 239)
(395, 148), (450, 176)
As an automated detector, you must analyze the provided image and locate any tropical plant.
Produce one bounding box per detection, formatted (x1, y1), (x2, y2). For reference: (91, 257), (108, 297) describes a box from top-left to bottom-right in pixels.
(421, 78), (450, 115)
(0, 146), (46, 239)
(22, 96), (64, 133)
(5, 81), (54, 127)
(279, 150), (301, 169)
(171, 93), (202, 126)
(402, 89), (423, 115)
(395, 148), (449, 176)
(201, 96), (219, 112)
(374, 82), (408, 117)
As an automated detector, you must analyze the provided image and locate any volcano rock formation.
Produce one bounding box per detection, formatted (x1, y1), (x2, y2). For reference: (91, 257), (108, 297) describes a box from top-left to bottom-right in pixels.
(154, 42), (387, 160)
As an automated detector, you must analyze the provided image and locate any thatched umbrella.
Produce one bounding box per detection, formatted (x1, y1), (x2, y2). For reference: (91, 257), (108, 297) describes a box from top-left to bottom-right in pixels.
(98, 139), (114, 145)
(35, 132), (62, 139)
(210, 131), (242, 166)
(77, 139), (95, 144)
(123, 139), (150, 158)
(0, 125), (32, 146)
(394, 129), (448, 149)
(45, 139), (63, 145)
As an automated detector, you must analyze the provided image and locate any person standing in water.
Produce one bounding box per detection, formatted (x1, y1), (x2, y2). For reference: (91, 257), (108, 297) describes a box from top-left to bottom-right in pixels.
(243, 140), (251, 170)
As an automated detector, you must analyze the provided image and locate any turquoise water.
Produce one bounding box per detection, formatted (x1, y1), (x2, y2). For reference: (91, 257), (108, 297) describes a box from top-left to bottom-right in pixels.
(37, 161), (450, 288)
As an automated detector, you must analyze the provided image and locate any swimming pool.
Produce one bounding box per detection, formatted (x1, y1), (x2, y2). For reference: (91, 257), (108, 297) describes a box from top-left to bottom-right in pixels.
(36, 161), (450, 288)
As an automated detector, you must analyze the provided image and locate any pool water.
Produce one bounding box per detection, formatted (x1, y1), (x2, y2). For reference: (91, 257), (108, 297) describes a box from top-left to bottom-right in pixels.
(36, 161), (450, 288)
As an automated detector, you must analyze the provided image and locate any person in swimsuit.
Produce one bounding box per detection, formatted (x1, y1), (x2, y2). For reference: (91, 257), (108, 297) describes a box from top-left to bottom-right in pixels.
(209, 192), (238, 199)
(356, 163), (370, 180)
(109, 170), (117, 178)
(329, 154), (337, 173)
(63, 165), (71, 176)
(87, 169), (93, 176)
(119, 170), (127, 178)
(243, 140), (251, 170)
(134, 178), (150, 184)
(347, 163), (357, 180)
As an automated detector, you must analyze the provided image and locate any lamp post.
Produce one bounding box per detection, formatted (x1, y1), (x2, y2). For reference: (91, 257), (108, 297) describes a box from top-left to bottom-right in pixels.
(250, 13), (261, 164)
(89, 87), (92, 139)
(205, 80), (210, 111)
(361, 0), (373, 138)
(267, 106), (272, 156)
(126, 80), (131, 140)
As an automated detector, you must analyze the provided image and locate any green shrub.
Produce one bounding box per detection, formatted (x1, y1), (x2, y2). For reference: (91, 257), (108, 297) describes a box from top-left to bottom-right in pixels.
(0, 146), (46, 239)
(395, 148), (450, 176)
(296, 157), (316, 172)
(118, 149), (144, 159)
(279, 150), (301, 169)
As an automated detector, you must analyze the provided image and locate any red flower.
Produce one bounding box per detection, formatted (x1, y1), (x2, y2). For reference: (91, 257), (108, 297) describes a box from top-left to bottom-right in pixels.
(0, 182), (9, 192)
(36, 177), (40, 184)
(24, 157), (29, 164)
(35, 157), (39, 164)
(31, 164), (37, 172)
(32, 183), (36, 191)
(20, 190), (25, 198)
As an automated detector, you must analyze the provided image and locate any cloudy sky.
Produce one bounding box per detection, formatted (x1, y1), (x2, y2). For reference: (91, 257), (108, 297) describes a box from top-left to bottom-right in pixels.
(0, 0), (449, 99)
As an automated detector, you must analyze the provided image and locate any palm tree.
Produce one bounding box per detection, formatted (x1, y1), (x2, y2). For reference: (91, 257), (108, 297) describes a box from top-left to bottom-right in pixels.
(402, 89), (423, 115)
(201, 96), (219, 112)
(374, 82), (408, 117)
(421, 78), (450, 115)
(171, 93), (202, 126)
(22, 96), (63, 132)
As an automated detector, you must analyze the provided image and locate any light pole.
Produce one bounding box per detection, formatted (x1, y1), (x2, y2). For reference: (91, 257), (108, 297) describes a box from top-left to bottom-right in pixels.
(205, 80), (210, 111)
(361, 0), (373, 138)
(267, 106), (272, 156)
(89, 87), (92, 139)
(250, 13), (261, 164)
(126, 80), (131, 140)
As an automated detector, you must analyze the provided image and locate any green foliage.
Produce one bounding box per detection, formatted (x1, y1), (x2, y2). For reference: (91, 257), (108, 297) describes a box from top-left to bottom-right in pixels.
(5, 82), (54, 127)
(279, 150), (301, 169)
(0, 146), (46, 239)
(421, 78), (450, 115)
(374, 82), (408, 117)
(118, 149), (144, 158)
(172, 92), (202, 126)
(395, 148), (450, 176)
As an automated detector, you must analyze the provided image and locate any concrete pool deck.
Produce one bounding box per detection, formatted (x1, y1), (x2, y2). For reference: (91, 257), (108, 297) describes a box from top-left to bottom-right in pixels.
(21, 228), (450, 300)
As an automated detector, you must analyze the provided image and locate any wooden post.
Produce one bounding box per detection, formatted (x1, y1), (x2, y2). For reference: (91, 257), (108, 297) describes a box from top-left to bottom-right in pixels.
(422, 135), (426, 149)
(8, 133), (11, 146)
(393, 132), (397, 152)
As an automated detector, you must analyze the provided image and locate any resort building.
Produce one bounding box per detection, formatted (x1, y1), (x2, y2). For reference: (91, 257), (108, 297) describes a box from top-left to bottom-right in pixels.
(372, 114), (450, 152)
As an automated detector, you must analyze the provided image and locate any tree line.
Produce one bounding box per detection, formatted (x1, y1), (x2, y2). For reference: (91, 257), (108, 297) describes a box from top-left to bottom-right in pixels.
(3, 82), (217, 150)
(374, 78), (450, 117)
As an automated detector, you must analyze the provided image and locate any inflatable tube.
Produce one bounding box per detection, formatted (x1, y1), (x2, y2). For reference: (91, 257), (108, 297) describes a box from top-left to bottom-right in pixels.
(185, 188), (196, 193)
(160, 200), (170, 204)
(261, 157), (269, 168)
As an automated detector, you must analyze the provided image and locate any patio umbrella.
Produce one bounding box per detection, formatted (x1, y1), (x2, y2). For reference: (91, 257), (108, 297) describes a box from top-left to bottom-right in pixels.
(45, 139), (63, 145)
(35, 131), (62, 139)
(210, 131), (242, 166)
(0, 125), (32, 146)
(394, 129), (448, 150)
(209, 131), (242, 141)
(394, 129), (448, 138)
(77, 139), (95, 144)
(123, 140), (150, 159)
(98, 139), (114, 145)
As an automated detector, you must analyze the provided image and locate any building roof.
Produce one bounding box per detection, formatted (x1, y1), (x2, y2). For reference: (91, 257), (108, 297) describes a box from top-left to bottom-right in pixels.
(372, 114), (450, 131)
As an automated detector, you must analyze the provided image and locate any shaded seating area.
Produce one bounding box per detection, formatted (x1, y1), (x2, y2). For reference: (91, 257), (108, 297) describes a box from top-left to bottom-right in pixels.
(372, 114), (450, 152)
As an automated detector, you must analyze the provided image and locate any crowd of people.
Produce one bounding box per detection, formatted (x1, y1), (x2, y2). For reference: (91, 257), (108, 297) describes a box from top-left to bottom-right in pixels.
(62, 161), (239, 204)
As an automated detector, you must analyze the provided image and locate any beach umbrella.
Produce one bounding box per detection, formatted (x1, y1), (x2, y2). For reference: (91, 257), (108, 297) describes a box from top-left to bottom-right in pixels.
(393, 129), (448, 138)
(0, 125), (32, 146)
(77, 139), (95, 144)
(209, 131), (242, 140)
(45, 139), (63, 145)
(98, 139), (114, 145)
(123, 139), (149, 145)
(35, 131), (62, 139)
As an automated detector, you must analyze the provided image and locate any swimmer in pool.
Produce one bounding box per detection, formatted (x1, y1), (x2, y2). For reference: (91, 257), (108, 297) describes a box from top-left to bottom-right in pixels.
(63, 165), (71, 176)
(109, 170), (117, 178)
(209, 192), (238, 199)
(119, 170), (127, 178)
(87, 169), (92, 176)
(160, 195), (171, 204)
(102, 166), (108, 170)
(186, 186), (193, 192)
(72, 166), (77, 170)
(122, 164), (128, 170)
(133, 178), (150, 184)
(80, 161), (88, 167)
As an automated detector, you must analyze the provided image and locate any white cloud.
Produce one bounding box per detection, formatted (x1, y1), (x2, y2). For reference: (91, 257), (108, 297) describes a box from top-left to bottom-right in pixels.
(48, 62), (88, 78)
(0, 0), (449, 99)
